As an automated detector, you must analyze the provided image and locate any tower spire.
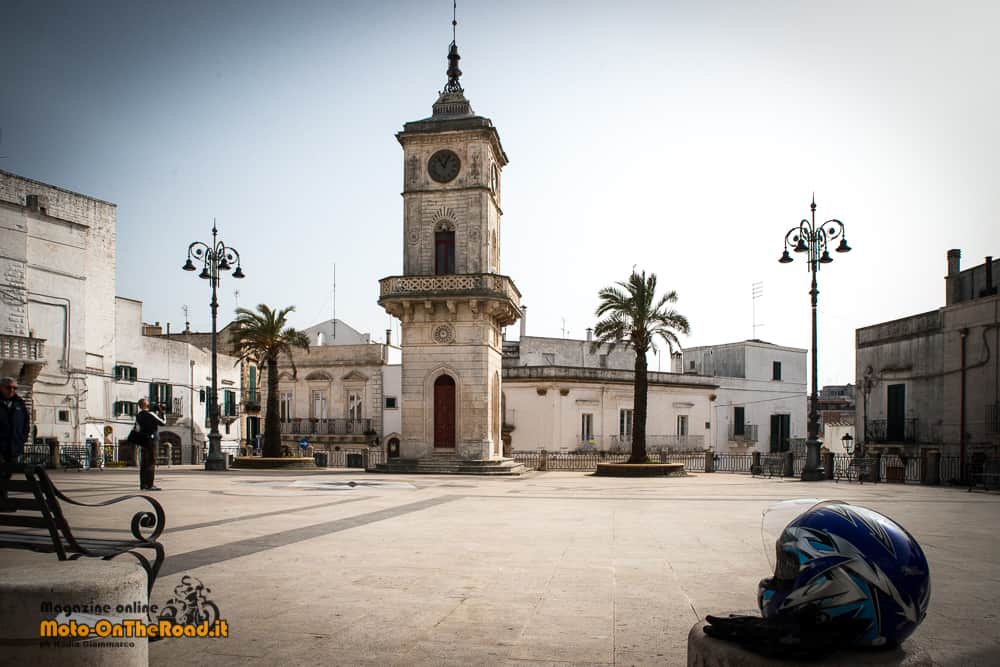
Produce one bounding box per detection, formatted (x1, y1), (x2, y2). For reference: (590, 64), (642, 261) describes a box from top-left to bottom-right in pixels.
(444, 1), (463, 93)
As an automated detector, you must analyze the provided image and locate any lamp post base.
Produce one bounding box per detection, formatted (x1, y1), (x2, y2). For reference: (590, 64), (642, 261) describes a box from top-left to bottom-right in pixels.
(204, 432), (228, 471)
(204, 455), (229, 471)
(800, 467), (826, 481)
(800, 436), (824, 481)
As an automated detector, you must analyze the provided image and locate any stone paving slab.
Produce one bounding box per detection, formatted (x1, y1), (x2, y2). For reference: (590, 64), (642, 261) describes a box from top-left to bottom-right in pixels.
(2, 468), (999, 666)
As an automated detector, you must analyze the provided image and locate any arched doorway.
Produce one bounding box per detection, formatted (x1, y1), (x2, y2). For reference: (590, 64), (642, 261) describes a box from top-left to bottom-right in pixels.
(158, 431), (183, 466)
(434, 375), (456, 449)
(387, 437), (400, 459)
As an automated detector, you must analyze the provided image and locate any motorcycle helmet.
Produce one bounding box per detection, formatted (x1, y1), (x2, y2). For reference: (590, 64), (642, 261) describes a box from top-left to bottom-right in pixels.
(757, 499), (931, 648)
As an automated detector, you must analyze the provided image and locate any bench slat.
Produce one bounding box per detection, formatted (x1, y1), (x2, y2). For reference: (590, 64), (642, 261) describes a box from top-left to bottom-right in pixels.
(0, 479), (38, 493)
(1, 497), (43, 511)
(0, 515), (52, 529)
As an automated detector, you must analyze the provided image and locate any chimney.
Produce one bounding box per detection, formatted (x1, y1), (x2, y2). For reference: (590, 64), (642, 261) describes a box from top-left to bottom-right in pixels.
(585, 327), (593, 342)
(142, 322), (163, 337)
(982, 256), (997, 297)
(671, 351), (682, 373)
(519, 306), (527, 339)
(385, 328), (392, 346)
(947, 249), (961, 276)
(25, 194), (47, 214)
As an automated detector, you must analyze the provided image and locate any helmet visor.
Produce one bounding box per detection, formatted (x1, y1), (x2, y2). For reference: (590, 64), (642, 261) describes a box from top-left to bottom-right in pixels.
(761, 498), (846, 569)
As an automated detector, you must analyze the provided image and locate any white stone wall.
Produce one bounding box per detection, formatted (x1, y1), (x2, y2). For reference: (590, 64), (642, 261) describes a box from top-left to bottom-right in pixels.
(114, 297), (242, 460)
(683, 341), (808, 453)
(503, 377), (715, 452)
(0, 170), (117, 374)
(511, 336), (637, 370)
(381, 364), (401, 444)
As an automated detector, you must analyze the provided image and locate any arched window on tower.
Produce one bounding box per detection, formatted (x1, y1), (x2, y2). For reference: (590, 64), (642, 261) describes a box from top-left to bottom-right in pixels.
(435, 226), (456, 274)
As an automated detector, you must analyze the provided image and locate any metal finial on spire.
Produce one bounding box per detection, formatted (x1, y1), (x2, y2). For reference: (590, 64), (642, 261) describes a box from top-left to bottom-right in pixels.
(444, 1), (463, 93)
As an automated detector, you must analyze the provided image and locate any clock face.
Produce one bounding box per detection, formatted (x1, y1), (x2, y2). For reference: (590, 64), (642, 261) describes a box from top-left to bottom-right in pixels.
(428, 150), (461, 183)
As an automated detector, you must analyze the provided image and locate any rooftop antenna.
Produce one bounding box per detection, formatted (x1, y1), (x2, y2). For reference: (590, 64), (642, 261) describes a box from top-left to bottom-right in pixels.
(561, 317), (568, 339)
(233, 288), (240, 309)
(182, 304), (191, 333)
(752, 281), (764, 339)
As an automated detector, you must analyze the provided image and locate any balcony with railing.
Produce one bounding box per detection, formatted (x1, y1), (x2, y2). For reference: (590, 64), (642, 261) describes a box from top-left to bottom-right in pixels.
(280, 418), (374, 437)
(728, 423), (758, 443)
(0, 333), (45, 361)
(866, 418), (919, 444)
(378, 273), (522, 325)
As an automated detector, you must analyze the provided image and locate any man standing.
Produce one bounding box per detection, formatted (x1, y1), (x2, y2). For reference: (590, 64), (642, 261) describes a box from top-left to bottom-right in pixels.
(1, 377), (30, 508)
(135, 398), (165, 491)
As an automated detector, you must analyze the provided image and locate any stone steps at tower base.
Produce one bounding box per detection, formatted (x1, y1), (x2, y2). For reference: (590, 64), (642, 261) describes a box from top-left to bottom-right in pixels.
(372, 457), (526, 476)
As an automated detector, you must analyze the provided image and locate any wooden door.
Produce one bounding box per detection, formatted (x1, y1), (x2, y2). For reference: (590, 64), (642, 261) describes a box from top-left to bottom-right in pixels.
(434, 375), (456, 449)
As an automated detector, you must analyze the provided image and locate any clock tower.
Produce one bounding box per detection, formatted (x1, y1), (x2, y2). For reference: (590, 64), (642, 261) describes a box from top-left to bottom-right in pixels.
(378, 31), (522, 470)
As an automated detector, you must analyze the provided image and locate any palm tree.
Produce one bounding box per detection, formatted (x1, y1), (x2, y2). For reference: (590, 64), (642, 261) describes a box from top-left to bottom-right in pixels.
(230, 304), (310, 458)
(593, 270), (690, 463)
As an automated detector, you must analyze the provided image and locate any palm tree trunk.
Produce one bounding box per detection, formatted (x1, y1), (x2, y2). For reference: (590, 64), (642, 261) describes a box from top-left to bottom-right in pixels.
(631, 349), (649, 463)
(263, 356), (282, 458)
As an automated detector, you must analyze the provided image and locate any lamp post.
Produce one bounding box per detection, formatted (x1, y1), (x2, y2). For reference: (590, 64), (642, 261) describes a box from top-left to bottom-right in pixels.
(182, 222), (245, 471)
(779, 195), (851, 481)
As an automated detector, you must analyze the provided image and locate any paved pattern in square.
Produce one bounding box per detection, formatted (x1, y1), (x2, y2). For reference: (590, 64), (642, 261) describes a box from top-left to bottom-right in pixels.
(3, 467), (998, 666)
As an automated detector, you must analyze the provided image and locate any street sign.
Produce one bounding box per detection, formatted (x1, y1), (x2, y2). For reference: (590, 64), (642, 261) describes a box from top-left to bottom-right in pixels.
(299, 438), (308, 450)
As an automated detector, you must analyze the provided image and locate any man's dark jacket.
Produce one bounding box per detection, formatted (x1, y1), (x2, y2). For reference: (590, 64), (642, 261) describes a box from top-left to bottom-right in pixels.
(0, 394), (29, 460)
(135, 409), (164, 441)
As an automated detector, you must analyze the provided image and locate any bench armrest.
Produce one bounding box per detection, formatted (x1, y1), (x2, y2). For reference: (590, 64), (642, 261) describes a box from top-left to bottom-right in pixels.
(47, 484), (165, 543)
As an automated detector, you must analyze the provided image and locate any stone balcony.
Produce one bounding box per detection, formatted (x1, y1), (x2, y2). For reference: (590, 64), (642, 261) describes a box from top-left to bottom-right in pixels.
(0, 333), (45, 361)
(378, 273), (521, 326)
(0, 334), (46, 384)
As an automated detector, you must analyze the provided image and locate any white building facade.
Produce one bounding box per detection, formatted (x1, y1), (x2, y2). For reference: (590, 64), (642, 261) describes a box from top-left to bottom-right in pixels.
(683, 340), (808, 453)
(502, 336), (717, 452)
(0, 169), (240, 464)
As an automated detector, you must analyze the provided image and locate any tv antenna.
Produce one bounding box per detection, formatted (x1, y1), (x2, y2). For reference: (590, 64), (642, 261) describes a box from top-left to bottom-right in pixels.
(182, 304), (190, 333)
(752, 281), (764, 339)
(233, 288), (240, 308)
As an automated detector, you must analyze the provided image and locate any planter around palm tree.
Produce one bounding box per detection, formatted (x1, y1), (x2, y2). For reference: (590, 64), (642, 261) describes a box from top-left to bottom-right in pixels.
(230, 304), (310, 459)
(593, 270), (690, 464)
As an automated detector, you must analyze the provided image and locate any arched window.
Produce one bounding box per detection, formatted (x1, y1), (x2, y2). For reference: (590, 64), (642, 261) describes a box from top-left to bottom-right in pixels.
(435, 226), (455, 275)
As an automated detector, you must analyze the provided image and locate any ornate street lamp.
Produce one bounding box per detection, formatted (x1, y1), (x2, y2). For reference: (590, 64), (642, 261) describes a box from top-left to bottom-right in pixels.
(182, 222), (245, 471)
(779, 195), (851, 481)
(841, 432), (854, 456)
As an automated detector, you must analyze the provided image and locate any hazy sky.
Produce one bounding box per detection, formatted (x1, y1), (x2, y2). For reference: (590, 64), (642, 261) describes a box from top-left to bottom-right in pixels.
(2, 1), (997, 386)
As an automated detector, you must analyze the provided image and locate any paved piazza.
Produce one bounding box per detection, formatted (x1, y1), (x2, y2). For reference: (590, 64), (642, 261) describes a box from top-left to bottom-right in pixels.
(4, 468), (999, 666)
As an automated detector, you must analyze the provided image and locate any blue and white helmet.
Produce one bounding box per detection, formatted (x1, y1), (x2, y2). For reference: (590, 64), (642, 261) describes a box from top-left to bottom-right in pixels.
(758, 500), (931, 647)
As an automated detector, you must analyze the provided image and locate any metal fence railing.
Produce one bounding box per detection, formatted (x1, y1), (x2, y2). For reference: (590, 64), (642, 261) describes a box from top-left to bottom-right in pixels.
(713, 453), (754, 473)
(661, 451), (706, 472)
(19, 443), (52, 467)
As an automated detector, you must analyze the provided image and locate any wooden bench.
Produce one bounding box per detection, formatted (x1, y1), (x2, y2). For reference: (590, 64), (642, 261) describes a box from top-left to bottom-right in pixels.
(0, 463), (165, 595)
(969, 459), (1000, 492)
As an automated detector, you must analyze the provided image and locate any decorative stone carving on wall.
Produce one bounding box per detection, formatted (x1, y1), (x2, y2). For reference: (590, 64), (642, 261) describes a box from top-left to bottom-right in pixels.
(406, 155), (419, 187)
(0, 260), (28, 336)
(430, 207), (457, 226)
(469, 151), (481, 182)
(432, 324), (456, 345)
